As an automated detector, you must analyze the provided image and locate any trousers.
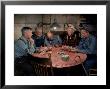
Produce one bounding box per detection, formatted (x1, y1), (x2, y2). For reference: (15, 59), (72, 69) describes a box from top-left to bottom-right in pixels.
(14, 56), (36, 76)
(83, 54), (97, 73)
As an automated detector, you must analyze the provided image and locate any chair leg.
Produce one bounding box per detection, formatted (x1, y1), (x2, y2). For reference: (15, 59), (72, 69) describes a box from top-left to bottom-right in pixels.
(50, 67), (54, 76)
(34, 63), (37, 75)
(37, 63), (41, 76)
(33, 62), (54, 76)
(39, 64), (43, 76)
(81, 63), (88, 76)
(36, 63), (40, 75)
(42, 64), (46, 76)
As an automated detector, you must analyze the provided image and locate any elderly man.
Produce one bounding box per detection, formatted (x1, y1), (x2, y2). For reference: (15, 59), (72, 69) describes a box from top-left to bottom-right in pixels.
(15, 27), (37, 76)
(44, 31), (62, 47)
(32, 27), (45, 47)
(74, 27), (97, 74)
(61, 27), (80, 47)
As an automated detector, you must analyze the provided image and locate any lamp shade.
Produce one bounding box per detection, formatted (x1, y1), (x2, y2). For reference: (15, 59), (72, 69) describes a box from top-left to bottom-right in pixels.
(50, 19), (60, 29)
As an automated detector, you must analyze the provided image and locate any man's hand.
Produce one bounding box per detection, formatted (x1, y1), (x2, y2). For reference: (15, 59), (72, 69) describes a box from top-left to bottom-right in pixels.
(72, 48), (79, 52)
(29, 38), (34, 45)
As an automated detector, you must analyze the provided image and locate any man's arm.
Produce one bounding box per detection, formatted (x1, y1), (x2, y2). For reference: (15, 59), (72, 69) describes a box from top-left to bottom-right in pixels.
(15, 40), (28, 57)
(27, 38), (36, 55)
(57, 35), (62, 44)
(44, 38), (51, 46)
(77, 37), (96, 54)
(75, 39), (83, 49)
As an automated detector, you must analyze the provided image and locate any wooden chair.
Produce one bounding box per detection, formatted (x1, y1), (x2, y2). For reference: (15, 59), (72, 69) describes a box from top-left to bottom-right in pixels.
(31, 53), (54, 76)
(81, 63), (97, 76)
(81, 63), (89, 76)
(33, 61), (54, 76)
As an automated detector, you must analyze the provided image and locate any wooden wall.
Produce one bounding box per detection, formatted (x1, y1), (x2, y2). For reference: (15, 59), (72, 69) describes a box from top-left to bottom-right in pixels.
(14, 14), (90, 40)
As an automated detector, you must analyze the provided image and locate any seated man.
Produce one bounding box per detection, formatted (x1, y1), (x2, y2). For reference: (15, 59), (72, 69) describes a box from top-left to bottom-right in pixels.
(44, 31), (62, 47)
(32, 27), (45, 47)
(61, 25), (80, 47)
(74, 27), (97, 74)
(15, 27), (38, 76)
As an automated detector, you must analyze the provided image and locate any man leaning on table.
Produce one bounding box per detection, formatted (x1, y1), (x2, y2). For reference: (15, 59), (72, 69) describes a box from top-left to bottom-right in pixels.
(14, 27), (39, 76)
(73, 27), (97, 74)
(44, 31), (62, 47)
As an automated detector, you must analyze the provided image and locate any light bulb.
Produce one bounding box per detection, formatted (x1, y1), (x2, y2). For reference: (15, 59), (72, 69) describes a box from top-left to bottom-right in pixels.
(53, 27), (57, 30)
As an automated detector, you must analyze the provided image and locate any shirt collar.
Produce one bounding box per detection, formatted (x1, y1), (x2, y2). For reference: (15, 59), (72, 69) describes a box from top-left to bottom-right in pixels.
(82, 34), (92, 40)
(20, 36), (28, 43)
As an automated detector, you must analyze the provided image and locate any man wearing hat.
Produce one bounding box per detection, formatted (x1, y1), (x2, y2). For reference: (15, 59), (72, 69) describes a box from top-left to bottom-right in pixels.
(74, 27), (97, 75)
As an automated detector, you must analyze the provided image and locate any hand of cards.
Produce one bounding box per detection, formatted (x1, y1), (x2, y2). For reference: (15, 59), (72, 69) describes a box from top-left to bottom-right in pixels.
(36, 47), (52, 54)
(61, 46), (78, 52)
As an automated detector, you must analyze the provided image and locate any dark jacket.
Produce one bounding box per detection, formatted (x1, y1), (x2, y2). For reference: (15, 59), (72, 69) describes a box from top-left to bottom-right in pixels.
(32, 33), (45, 47)
(61, 31), (81, 47)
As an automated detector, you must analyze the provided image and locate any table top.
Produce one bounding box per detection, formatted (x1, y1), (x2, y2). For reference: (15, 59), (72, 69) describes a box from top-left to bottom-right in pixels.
(34, 47), (87, 68)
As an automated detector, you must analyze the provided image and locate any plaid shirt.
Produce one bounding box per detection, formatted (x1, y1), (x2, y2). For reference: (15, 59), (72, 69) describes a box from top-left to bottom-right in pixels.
(76, 35), (97, 54)
(44, 35), (62, 46)
(14, 36), (35, 58)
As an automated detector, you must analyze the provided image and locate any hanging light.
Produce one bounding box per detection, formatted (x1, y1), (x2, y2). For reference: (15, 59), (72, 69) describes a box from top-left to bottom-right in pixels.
(50, 18), (60, 30)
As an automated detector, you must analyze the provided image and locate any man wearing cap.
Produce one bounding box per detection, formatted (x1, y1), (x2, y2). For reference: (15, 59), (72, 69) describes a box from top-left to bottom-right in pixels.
(73, 27), (97, 75)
